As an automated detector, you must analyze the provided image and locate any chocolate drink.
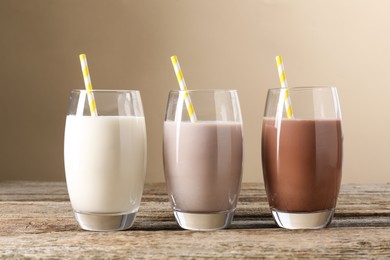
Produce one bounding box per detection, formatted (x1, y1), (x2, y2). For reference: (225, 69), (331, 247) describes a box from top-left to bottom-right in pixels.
(262, 118), (342, 212)
(163, 121), (243, 213)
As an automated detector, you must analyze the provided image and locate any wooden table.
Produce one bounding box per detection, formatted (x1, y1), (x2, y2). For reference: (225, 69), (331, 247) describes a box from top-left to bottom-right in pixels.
(1, 182), (389, 258)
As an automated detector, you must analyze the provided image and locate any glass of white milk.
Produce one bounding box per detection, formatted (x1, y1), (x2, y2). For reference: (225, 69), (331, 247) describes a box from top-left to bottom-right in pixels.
(64, 90), (147, 231)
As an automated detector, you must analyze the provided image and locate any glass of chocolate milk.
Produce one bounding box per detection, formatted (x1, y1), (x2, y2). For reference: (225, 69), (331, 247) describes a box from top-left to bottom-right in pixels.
(163, 89), (243, 230)
(262, 86), (343, 229)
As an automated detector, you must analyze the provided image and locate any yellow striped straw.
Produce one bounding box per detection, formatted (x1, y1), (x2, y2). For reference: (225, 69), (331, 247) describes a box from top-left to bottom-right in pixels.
(170, 55), (197, 122)
(79, 54), (98, 116)
(275, 55), (294, 118)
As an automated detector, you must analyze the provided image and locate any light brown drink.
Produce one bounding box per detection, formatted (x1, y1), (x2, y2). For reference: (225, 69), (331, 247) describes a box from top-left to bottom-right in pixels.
(262, 118), (343, 212)
(163, 121), (243, 213)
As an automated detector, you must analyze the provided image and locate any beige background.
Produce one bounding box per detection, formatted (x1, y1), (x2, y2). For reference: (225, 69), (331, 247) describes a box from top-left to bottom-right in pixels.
(0, 0), (389, 183)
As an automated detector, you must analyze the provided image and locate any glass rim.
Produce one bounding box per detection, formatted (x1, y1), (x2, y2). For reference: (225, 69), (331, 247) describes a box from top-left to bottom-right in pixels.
(70, 89), (140, 94)
(169, 89), (238, 93)
(267, 86), (337, 92)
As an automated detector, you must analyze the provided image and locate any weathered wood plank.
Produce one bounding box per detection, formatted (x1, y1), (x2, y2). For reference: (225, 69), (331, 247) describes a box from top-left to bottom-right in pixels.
(0, 182), (389, 258)
(1, 227), (389, 258)
(0, 181), (69, 201)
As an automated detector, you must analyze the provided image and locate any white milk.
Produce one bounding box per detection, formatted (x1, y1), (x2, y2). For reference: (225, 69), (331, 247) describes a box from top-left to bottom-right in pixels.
(64, 115), (146, 214)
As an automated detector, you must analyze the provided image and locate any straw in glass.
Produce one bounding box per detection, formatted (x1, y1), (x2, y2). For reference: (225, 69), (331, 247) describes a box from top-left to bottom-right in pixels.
(275, 55), (294, 119)
(79, 54), (98, 116)
(170, 55), (197, 122)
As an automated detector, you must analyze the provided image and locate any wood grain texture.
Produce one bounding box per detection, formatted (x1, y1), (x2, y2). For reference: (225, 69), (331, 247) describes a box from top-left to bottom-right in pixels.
(0, 182), (389, 259)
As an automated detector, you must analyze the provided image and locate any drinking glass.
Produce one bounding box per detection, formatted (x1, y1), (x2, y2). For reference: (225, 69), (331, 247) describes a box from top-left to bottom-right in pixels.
(64, 90), (147, 231)
(262, 86), (343, 229)
(163, 89), (243, 230)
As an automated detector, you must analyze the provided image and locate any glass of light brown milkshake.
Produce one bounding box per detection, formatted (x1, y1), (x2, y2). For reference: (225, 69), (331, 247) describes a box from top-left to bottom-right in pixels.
(163, 89), (243, 230)
(262, 86), (343, 229)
